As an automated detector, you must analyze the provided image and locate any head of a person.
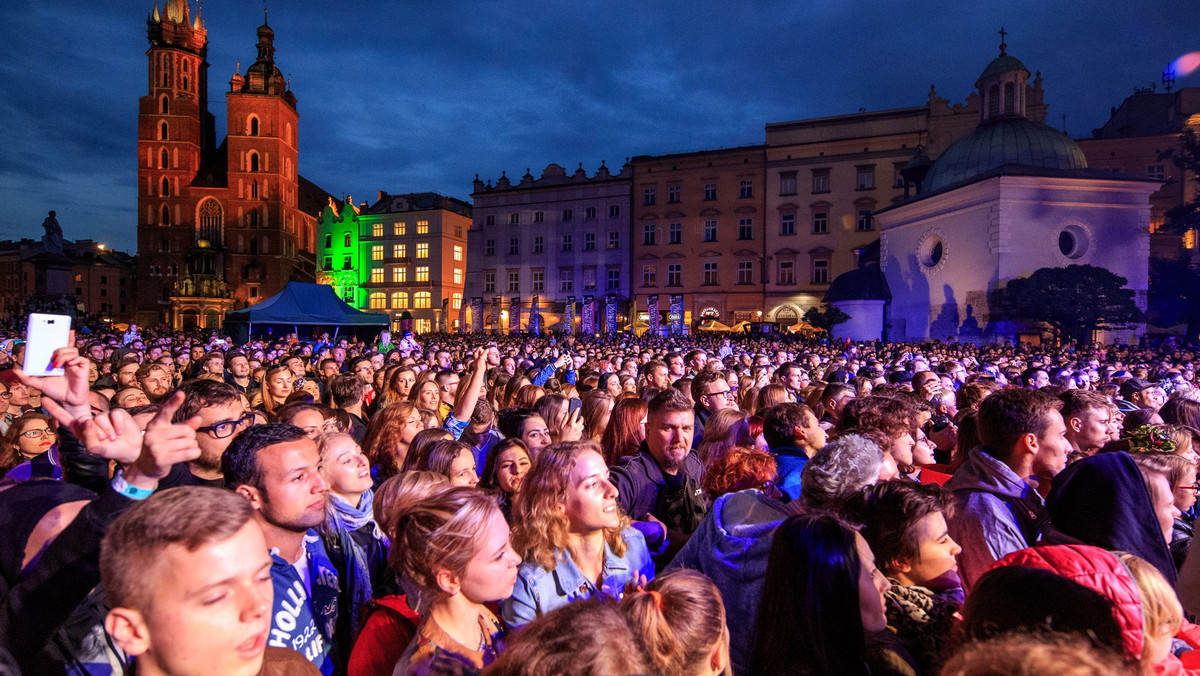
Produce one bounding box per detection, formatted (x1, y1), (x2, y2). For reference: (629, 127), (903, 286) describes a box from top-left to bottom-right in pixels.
(274, 402), (332, 440)
(115, 360), (141, 388)
(135, 363), (173, 403)
(700, 445), (778, 501)
(483, 598), (651, 676)
(619, 569), (730, 676)
(316, 433), (371, 505)
(1129, 453), (1184, 547)
(3, 412), (56, 465)
(940, 632), (1127, 676)
(1117, 551), (1183, 666)
(388, 486), (520, 608)
(762, 402), (826, 455)
(360, 401), (421, 481)
(389, 367), (417, 399)
(799, 433), (885, 512)
(174, 379), (249, 475)
(978, 387), (1069, 480)
(479, 438), (532, 496)
(410, 380), (442, 411)
(600, 397), (648, 466)
(348, 356), (374, 385)
(226, 352), (250, 378)
(749, 512), (890, 676)
(1159, 397), (1200, 430)
(398, 428), (453, 474)
(696, 408), (752, 466)
(221, 424), (327, 534)
(112, 386), (152, 410)
(329, 373), (366, 410)
(101, 487), (272, 676)
(511, 440), (629, 571)
(691, 371), (732, 414)
(422, 439), (479, 488)
(851, 480), (961, 589)
(497, 407), (552, 457)
(1059, 389), (1113, 454)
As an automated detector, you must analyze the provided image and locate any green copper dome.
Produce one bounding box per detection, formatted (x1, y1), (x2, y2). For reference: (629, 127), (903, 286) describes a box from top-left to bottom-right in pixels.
(922, 118), (1088, 193)
(976, 54), (1030, 86)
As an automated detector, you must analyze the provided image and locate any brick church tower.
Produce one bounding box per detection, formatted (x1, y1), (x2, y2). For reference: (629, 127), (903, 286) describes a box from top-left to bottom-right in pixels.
(136, 1), (329, 330)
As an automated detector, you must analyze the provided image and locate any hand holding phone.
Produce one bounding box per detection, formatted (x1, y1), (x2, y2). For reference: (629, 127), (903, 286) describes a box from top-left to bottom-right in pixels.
(23, 314), (72, 377)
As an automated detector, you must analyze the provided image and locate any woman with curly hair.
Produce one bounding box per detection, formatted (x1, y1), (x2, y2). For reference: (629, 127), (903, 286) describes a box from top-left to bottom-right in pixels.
(361, 401), (421, 486)
(409, 380), (443, 421)
(599, 397), (647, 467)
(502, 440), (655, 628)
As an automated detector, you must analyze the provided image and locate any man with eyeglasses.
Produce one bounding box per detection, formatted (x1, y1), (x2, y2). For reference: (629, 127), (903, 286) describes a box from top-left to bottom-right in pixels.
(140, 379), (256, 489)
(688, 371), (733, 450)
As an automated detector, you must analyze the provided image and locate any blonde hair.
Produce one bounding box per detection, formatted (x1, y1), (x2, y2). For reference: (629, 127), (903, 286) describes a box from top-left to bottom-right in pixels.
(619, 569), (730, 676)
(1116, 551), (1182, 660)
(373, 470), (450, 530)
(511, 440), (630, 570)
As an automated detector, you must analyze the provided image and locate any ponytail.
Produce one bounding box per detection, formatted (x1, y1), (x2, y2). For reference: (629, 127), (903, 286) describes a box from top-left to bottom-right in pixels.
(619, 570), (729, 676)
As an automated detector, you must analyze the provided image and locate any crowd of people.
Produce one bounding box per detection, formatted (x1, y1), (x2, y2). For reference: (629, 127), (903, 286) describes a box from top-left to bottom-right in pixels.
(0, 322), (1199, 675)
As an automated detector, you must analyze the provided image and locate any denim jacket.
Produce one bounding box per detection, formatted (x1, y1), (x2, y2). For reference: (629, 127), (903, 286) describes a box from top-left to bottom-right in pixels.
(501, 527), (654, 627)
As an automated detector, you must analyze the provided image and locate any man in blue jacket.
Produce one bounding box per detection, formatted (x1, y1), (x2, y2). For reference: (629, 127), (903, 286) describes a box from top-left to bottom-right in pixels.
(762, 402), (826, 502)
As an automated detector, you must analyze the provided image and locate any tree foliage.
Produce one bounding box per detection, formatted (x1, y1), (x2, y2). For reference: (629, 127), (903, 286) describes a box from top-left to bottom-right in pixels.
(995, 265), (1143, 344)
(803, 304), (851, 332)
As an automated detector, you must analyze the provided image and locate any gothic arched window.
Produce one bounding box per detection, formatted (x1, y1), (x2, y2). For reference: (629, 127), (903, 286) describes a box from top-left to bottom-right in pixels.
(161, 177), (170, 196)
(160, 121), (168, 140)
(160, 148), (169, 168)
(160, 96), (169, 114)
(249, 117), (259, 136)
(161, 205), (171, 225)
(249, 152), (259, 172)
(197, 198), (223, 246)
(250, 180), (259, 199)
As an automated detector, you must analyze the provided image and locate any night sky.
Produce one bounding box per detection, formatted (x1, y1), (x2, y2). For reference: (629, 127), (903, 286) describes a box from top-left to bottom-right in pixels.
(0, 0), (1195, 253)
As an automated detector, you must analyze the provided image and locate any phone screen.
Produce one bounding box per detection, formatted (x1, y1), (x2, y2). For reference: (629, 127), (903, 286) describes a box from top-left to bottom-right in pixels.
(24, 313), (71, 377)
(568, 398), (582, 416)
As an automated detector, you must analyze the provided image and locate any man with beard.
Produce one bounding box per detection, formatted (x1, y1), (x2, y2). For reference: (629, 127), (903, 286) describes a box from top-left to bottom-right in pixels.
(135, 364), (173, 404)
(154, 380), (253, 488)
(609, 388), (707, 563)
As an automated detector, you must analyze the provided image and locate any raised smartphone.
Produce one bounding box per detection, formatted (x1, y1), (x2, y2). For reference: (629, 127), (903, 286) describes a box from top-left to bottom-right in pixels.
(23, 313), (72, 377)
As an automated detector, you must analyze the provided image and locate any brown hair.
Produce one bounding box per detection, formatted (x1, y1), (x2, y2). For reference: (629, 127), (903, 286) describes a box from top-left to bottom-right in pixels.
(978, 388), (1063, 462)
(373, 470), (450, 534)
(512, 384), (545, 410)
(852, 479), (955, 575)
(101, 487), (254, 611)
(701, 446), (777, 500)
(0, 412), (55, 474)
(362, 401), (419, 481)
(620, 569), (729, 676)
(398, 427), (453, 473)
(696, 408), (752, 467)
(600, 397), (648, 466)
(422, 439), (473, 479)
(580, 390), (614, 442)
(482, 599), (650, 676)
(941, 632), (1125, 676)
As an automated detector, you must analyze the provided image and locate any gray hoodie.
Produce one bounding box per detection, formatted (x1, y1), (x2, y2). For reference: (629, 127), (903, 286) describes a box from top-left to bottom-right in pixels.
(665, 489), (791, 674)
(944, 447), (1047, 591)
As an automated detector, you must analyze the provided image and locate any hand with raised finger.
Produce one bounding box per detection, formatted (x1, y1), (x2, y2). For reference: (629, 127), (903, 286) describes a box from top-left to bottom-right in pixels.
(48, 399), (143, 466)
(124, 391), (202, 490)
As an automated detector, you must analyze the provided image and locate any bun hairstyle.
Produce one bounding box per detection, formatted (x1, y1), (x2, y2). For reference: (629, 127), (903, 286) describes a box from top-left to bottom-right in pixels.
(620, 569), (730, 676)
(387, 486), (501, 601)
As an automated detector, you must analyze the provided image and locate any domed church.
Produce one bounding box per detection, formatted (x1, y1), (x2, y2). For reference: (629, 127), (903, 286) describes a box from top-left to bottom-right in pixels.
(869, 37), (1159, 344)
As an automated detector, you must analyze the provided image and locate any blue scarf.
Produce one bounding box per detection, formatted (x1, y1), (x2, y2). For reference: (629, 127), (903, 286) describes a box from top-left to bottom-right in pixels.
(327, 489), (384, 541)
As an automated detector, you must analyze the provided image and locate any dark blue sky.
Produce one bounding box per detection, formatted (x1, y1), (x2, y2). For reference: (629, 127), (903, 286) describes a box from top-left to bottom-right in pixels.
(0, 0), (1194, 252)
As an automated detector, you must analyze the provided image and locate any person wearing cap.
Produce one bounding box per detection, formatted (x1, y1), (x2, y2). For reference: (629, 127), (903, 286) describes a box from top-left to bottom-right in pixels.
(1118, 377), (1166, 414)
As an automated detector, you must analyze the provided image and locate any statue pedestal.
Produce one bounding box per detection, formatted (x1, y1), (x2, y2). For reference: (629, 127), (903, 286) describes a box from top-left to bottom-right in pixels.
(35, 254), (73, 297)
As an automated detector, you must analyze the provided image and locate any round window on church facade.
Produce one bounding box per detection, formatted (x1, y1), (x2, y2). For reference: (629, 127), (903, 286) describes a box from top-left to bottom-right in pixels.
(919, 236), (944, 269)
(1058, 224), (1090, 259)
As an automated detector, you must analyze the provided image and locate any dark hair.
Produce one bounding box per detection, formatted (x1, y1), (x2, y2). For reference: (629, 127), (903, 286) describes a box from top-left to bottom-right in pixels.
(1160, 397), (1200, 430)
(329, 373), (366, 408)
(221, 423), (308, 492)
(497, 407), (539, 440)
(423, 439), (473, 479)
(978, 388), (1063, 461)
(689, 371), (723, 407)
(849, 480), (955, 576)
(648, 387), (692, 421)
(762, 402), (813, 450)
(172, 379), (241, 424)
(748, 513), (870, 676)
(274, 401), (327, 426)
(479, 438), (530, 491)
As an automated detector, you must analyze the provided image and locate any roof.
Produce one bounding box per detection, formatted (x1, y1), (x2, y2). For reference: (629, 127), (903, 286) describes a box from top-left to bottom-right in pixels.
(298, 175), (336, 216)
(976, 53), (1030, 85)
(223, 282), (388, 327)
(824, 263), (891, 302)
(922, 117), (1088, 193)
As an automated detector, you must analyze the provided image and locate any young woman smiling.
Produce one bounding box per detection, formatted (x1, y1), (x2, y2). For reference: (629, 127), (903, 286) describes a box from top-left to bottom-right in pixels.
(479, 439), (533, 523)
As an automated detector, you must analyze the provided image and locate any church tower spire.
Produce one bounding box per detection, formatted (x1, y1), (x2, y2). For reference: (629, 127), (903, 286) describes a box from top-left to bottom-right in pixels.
(974, 28), (1031, 123)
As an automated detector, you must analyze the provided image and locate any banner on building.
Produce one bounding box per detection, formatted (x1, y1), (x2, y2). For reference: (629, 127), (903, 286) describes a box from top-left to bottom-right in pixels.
(648, 295), (660, 336)
(530, 296), (541, 336)
(605, 295), (618, 334)
(471, 297), (484, 333)
(510, 296), (521, 334)
(563, 296), (575, 334)
(491, 296), (501, 334)
(670, 294), (684, 335)
(582, 295), (595, 334)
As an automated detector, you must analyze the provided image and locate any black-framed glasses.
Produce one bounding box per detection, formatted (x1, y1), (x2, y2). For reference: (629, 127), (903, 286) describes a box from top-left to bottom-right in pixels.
(197, 413), (255, 439)
(0, 392), (11, 399)
(20, 428), (55, 439)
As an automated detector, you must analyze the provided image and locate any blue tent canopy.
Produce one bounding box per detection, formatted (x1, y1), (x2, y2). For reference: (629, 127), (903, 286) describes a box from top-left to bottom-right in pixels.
(223, 282), (388, 341)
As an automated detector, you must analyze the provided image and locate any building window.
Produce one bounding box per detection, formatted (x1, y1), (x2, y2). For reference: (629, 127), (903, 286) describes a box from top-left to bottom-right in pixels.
(485, 239), (495, 256)
(779, 172), (797, 196)
(669, 222), (682, 244)
(894, 164), (906, 188)
(344, 233), (352, 247)
(855, 166), (875, 190)
(453, 245), (463, 261)
(812, 258), (830, 284)
(160, 121), (168, 140)
(388, 243), (401, 258)
(1147, 164), (1166, 181)
(813, 211), (829, 234)
(562, 234), (573, 252)
(738, 218), (753, 240)
(585, 233), (596, 251)
(343, 255), (352, 270)
(739, 180), (753, 198)
(372, 223), (383, 237)
(642, 265), (656, 287)
(451, 293), (462, 310)
(582, 268), (595, 291)
(394, 222), (406, 236)
(249, 153), (259, 172)
(607, 269), (620, 290)
(392, 291), (408, 309)
(643, 188), (656, 206)
(323, 256), (333, 270)
(485, 215), (495, 226)
(703, 262), (718, 286)
(560, 269), (574, 292)
(393, 267), (406, 283)
(531, 270), (544, 292)
(509, 238), (519, 255)
(371, 245), (383, 261)
(416, 266), (429, 282)
(608, 232), (620, 250)
(160, 96), (169, 114)
(737, 261), (753, 285)
(249, 180), (258, 199)
(586, 207), (597, 219)
(643, 224), (657, 246)
(781, 214), (796, 236)
(508, 270), (520, 292)
(417, 242), (429, 259)
(370, 268), (384, 283)
(856, 209), (873, 232)
(161, 177), (171, 196)
(704, 183), (717, 201)
(369, 292), (387, 309)
(562, 209), (573, 221)
(417, 220), (429, 234)
(609, 204), (620, 218)
(778, 260), (795, 285)
(160, 148), (169, 168)
(703, 220), (717, 242)
(324, 234), (332, 248)
(508, 213), (520, 225)
(812, 169), (830, 194)
(533, 236), (544, 254)
(668, 186), (681, 204)
(161, 205), (171, 225)
(453, 268), (463, 284)
(414, 292), (431, 309)
(484, 271), (495, 293)
(533, 211), (544, 223)
(667, 264), (681, 286)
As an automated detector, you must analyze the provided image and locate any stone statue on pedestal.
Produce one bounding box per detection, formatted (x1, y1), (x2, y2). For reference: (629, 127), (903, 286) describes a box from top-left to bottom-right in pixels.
(41, 210), (64, 255)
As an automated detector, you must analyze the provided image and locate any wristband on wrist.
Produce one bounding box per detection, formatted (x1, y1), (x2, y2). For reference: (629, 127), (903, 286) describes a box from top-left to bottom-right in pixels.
(112, 470), (155, 500)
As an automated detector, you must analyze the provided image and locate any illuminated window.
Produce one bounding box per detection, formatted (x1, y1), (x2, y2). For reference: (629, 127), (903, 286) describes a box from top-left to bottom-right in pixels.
(393, 243), (405, 258)
(392, 267), (405, 283)
(703, 262), (718, 285)
(370, 268), (384, 283)
(414, 292), (431, 309)
(417, 243), (429, 259)
(391, 292), (408, 309)
(394, 222), (405, 236)
(371, 245), (383, 261)
(368, 292), (386, 309)
(344, 233), (352, 247)
(372, 223), (383, 237)
(416, 266), (429, 282)
(453, 268), (463, 284)
(451, 293), (462, 310)
(417, 220), (429, 234)
(642, 266), (656, 287)
(453, 245), (463, 261)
